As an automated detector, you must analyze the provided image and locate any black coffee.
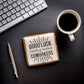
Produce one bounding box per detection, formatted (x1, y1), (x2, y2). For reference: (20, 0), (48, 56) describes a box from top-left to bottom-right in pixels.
(59, 13), (78, 31)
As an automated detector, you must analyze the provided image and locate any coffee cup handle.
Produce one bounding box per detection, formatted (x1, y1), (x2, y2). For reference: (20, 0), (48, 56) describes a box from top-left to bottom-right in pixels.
(68, 34), (75, 41)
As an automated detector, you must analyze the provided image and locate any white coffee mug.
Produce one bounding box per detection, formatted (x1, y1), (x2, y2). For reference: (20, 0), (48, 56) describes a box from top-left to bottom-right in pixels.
(57, 9), (81, 41)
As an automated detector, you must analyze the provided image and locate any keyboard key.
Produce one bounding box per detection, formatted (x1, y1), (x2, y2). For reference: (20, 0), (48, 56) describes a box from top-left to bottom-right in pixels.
(0, 16), (23, 32)
(16, 12), (21, 17)
(12, 2), (17, 7)
(8, 0), (13, 4)
(3, 0), (6, 2)
(29, 0), (34, 4)
(0, 16), (2, 21)
(7, 17), (12, 22)
(13, 0), (17, 2)
(28, 10), (34, 16)
(8, 5), (13, 10)
(16, 6), (21, 11)
(2, 20), (7, 24)
(23, 13), (29, 19)
(24, 1), (29, 6)
(0, 0), (3, 4)
(11, 15), (16, 19)
(0, 22), (2, 27)
(34, 0), (44, 6)
(42, 3), (48, 8)
(20, 9), (25, 14)
(2, 14), (7, 19)
(0, 5), (3, 9)
(3, 2), (8, 7)
(20, 4), (25, 9)
(22, 0), (27, 2)
(3, 8), (8, 13)
(0, 10), (3, 15)
(29, 5), (34, 9)
(35, 0), (38, 1)
(25, 7), (30, 12)
(17, 0), (22, 5)
(37, 5), (42, 11)
(7, 11), (12, 16)
(11, 9), (16, 14)
(33, 8), (38, 13)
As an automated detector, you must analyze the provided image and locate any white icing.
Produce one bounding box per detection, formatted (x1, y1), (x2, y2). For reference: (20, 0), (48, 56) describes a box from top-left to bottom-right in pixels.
(24, 33), (59, 66)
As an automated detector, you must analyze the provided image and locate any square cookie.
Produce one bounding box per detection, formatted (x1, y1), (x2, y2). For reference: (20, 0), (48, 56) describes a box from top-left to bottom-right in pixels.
(23, 33), (59, 66)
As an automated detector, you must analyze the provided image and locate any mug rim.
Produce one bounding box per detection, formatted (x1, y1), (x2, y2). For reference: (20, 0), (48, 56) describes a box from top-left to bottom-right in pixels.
(57, 9), (81, 34)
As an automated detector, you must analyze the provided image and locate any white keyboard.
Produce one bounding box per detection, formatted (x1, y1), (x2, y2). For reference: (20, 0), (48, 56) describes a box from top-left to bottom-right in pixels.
(0, 0), (48, 33)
